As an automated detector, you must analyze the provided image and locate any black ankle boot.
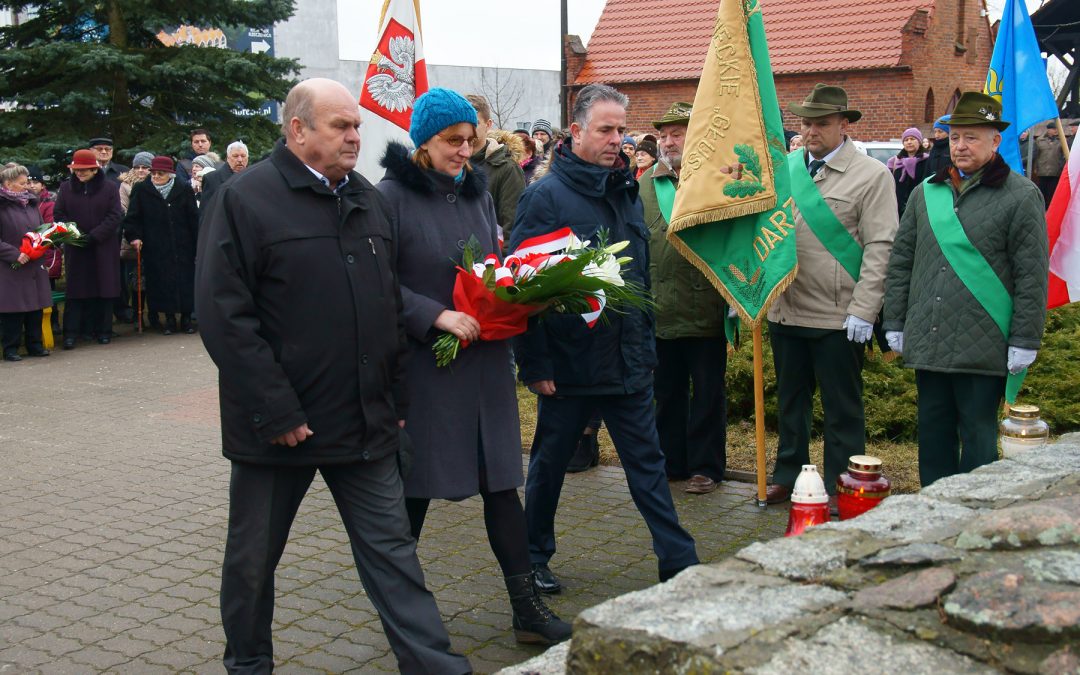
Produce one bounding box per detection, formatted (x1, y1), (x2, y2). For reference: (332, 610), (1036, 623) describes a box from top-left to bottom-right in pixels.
(566, 432), (599, 473)
(504, 573), (572, 645)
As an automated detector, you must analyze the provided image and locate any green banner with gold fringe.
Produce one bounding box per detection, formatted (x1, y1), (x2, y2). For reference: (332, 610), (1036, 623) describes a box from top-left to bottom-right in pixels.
(667, 0), (797, 324)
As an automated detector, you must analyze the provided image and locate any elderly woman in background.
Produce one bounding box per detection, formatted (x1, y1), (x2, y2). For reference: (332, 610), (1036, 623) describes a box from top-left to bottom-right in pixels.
(519, 136), (542, 184)
(190, 153), (218, 204)
(0, 163), (51, 361)
(120, 152), (153, 213)
(635, 139), (658, 179)
(376, 88), (571, 646)
(54, 149), (123, 349)
(124, 156), (200, 335)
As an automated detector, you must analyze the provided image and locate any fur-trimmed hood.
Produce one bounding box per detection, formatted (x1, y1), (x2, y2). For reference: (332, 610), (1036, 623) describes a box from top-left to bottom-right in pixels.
(928, 151), (1011, 189)
(379, 141), (488, 198)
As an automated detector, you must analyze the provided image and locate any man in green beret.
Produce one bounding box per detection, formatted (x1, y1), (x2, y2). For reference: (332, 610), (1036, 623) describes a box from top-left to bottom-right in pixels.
(639, 102), (729, 495)
(766, 84), (899, 511)
(883, 91), (1049, 487)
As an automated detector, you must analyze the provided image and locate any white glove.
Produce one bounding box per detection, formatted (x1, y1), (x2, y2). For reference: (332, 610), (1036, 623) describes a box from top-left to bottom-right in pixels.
(842, 314), (874, 343)
(1007, 346), (1037, 374)
(885, 330), (904, 355)
(727, 306), (739, 319)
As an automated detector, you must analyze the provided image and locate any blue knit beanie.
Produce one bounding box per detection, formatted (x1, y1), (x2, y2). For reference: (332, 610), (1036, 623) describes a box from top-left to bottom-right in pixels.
(934, 114), (951, 132)
(409, 88), (478, 148)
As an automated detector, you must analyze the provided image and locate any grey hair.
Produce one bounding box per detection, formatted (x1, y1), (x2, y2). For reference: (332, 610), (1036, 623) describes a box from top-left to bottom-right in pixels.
(0, 162), (28, 185)
(281, 81), (318, 137)
(571, 84), (629, 129)
(226, 141), (248, 156)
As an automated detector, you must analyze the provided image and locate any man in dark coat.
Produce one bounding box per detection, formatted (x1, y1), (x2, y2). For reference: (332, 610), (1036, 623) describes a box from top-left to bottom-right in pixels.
(465, 94), (526, 239)
(199, 140), (249, 209)
(926, 115), (952, 176)
(196, 78), (469, 675)
(54, 149), (123, 348)
(89, 137), (128, 183)
(511, 83), (699, 593)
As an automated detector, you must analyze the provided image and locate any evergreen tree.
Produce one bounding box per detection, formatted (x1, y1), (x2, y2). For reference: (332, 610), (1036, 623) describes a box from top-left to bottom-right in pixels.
(0, 1), (300, 173)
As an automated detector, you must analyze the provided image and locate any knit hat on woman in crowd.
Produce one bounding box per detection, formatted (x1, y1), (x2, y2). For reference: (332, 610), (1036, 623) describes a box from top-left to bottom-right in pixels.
(192, 154), (217, 171)
(132, 152), (154, 168)
(637, 140), (658, 160)
(901, 127), (923, 143)
(408, 88), (479, 149)
(150, 156), (175, 174)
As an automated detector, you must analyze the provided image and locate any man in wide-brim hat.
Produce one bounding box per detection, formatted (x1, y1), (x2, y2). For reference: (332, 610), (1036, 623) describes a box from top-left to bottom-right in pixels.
(883, 91), (1048, 488)
(639, 101), (730, 496)
(764, 83), (898, 511)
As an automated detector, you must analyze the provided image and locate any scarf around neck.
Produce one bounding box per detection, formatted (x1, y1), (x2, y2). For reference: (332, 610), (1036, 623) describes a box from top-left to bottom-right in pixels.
(154, 177), (175, 200)
(0, 186), (31, 207)
(886, 153), (926, 182)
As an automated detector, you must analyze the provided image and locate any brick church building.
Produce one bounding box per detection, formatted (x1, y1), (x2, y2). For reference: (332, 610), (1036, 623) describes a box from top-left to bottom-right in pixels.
(565, 0), (995, 141)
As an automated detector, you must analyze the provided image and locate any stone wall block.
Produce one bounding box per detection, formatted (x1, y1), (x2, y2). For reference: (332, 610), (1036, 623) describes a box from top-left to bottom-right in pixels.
(955, 496), (1080, 550)
(819, 494), (976, 544)
(944, 569), (1080, 642)
(921, 462), (1071, 509)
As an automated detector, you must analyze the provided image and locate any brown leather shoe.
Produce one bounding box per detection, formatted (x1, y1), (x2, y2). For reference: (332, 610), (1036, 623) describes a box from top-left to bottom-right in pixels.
(684, 475), (717, 495)
(765, 483), (791, 504)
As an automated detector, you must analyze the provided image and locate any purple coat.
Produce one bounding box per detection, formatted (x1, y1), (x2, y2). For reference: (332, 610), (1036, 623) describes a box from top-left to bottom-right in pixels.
(54, 170), (123, 299)
(0, 191), (51, 313)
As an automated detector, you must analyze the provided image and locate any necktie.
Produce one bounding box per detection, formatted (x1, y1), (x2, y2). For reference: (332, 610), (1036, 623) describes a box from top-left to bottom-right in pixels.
(808, 159), (826, 178)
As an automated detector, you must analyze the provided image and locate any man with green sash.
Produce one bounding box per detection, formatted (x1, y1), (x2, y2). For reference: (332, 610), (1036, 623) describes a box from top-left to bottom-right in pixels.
(765, 84), (899, 509)
(883, 91), (1048, 488)
(640, 102), (729, 495)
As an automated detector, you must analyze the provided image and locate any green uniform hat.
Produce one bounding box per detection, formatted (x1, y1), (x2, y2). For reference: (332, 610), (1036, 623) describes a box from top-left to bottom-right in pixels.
(946, 92), (1010, 131)
(787, 83), (862, 123)
(653, 102), (693, 129)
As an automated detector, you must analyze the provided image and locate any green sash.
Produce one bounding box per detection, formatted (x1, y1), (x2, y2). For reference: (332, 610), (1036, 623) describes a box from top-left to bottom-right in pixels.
(786, 149), (863, 281)
(922, 179), (1025, 403)
(655, 174), (675, 225)
(655, 172), (739, 345)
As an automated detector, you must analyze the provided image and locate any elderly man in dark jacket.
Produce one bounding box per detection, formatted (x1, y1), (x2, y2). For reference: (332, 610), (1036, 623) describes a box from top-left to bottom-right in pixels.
(884, 92), (1049, 488)
(196, 78), (469, 675)
(511, 83), (699, 594)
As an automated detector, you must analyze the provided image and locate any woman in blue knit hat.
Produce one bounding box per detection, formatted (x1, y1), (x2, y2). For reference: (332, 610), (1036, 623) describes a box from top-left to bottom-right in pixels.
(375, 88), (571, 646)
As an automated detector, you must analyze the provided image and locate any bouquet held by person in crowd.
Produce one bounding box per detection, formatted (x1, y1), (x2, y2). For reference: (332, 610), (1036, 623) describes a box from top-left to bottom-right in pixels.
(10, 222), (85, 269)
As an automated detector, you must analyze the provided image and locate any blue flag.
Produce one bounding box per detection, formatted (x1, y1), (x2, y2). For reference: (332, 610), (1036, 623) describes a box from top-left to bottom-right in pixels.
(985, 0), (1059, 174)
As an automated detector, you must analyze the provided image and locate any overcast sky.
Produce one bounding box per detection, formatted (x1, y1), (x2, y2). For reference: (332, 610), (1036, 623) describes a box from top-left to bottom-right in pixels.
(336, 0), (1040, 72)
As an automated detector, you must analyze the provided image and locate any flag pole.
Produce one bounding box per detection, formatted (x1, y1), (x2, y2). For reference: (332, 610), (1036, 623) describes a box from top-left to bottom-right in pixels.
(753, 322), (767, 508)
(1055, 118), (1071, 160)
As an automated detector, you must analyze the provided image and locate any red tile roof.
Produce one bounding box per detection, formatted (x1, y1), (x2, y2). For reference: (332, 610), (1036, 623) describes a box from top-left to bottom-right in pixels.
(574, 0), (933, 85)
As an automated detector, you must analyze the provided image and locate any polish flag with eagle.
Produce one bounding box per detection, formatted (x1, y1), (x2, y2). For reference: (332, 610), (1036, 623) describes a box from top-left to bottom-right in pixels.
(357, 0), (428, 181)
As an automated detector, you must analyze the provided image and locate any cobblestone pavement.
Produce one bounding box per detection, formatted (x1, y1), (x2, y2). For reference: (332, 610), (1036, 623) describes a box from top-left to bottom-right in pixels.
(0, 328), (786, 674)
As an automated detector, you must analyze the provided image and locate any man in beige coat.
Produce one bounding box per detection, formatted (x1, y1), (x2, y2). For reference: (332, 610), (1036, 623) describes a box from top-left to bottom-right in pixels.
(765, 84), (898, 510)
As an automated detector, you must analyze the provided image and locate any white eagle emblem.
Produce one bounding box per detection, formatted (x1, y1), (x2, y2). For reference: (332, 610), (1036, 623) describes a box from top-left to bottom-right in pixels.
(366, 36), (415, 113)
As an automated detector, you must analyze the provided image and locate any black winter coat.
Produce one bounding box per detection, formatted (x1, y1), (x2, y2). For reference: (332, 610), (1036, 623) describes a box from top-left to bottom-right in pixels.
(196, 140), (408, 467)
(888, 151), (930, 219)
(199, 164), (235, 209)
(926, 137), (951, 176)
(54, 171), (123, 299)
(123, 179), (200, 314)
(509, 140), (656, 395)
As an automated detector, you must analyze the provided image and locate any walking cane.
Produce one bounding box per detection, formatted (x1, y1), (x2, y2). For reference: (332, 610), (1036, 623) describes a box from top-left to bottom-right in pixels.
(136, 245), (143, 335)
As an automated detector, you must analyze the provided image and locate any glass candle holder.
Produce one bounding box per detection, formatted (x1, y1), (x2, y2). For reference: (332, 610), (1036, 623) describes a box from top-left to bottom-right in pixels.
(785, 465), (830, 536)
(999, 404), (1050, 458)
(836, 455), (890, 521)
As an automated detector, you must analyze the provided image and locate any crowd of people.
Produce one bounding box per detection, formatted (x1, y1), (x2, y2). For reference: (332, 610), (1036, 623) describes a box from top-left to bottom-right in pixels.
(0, 76), (1053, 674)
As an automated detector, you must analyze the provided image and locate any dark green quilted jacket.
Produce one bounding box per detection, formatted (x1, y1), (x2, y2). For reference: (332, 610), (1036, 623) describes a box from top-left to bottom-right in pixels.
(883, 154), (1049, 376)
(639, 162), (726, 339)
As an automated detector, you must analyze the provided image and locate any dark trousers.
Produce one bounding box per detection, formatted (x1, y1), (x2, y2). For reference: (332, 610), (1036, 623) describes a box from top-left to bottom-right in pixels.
(655, 336), (728, 481)
(525, 387), (699, 578)
(1, 310), (44, 353)
(63, 297), (114, 339)
(1037, 175), (1060, 207)
(769, 324), (865, 493)
(915, 370), (1004, 488)
(406, 488), (531, 578)
(220, 456), (470, 675)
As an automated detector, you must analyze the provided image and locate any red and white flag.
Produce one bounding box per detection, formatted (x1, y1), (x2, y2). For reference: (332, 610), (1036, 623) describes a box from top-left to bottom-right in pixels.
(1047, 132), (1080, 308)
(357, 0), (428, 181)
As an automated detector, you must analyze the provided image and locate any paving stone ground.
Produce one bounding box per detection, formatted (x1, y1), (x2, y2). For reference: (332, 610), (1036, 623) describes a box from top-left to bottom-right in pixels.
(0, 328), (786, 674)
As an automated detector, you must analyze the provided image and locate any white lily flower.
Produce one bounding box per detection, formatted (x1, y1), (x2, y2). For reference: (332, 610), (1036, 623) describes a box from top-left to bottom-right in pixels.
(583, 255), (625, 287)
(566, 233), (590, 251)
